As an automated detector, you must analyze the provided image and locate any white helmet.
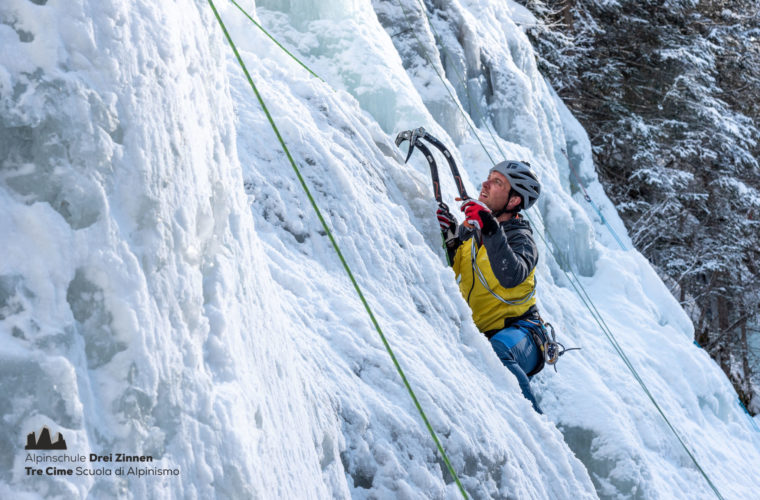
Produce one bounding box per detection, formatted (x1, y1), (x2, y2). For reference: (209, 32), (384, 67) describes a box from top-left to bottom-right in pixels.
(490, 161), (541, 210)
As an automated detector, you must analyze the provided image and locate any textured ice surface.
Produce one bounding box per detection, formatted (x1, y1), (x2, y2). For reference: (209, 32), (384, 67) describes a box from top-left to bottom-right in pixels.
(1, 0), (758, 499)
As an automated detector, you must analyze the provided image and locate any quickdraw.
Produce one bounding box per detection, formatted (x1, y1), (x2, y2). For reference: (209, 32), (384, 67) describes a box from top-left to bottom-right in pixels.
(525, 318), (581, 372)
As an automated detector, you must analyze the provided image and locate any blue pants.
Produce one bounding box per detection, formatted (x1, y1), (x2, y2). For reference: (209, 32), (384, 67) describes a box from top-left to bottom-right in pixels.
(490, 321), (543, 414)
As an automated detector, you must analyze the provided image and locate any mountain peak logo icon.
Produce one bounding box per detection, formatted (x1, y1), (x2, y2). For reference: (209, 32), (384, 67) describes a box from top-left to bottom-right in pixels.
(25, 427), (67, 450)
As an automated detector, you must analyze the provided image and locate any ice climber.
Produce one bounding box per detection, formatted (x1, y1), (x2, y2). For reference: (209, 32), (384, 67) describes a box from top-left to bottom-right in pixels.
(437, 160), (547, 413)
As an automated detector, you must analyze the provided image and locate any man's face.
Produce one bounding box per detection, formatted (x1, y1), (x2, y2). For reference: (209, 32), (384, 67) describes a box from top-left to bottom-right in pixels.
(479, 171), (512, 211)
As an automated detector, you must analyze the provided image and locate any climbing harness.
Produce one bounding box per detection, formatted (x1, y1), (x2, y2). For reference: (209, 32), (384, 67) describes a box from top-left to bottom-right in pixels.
(524, 318), (581, 372)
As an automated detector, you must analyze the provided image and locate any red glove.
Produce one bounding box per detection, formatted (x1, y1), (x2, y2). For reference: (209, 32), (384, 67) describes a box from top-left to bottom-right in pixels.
(459, 198), (498, 235)
(436, 203), (456, 232)
(459, 198), (490, 230)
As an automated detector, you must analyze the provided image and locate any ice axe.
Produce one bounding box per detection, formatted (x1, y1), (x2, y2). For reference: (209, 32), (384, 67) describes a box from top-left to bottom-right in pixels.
(395, 127), (470, 203)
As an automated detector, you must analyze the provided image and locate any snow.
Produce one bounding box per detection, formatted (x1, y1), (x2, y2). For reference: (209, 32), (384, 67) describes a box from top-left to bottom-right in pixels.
(1, 0), (759, 499)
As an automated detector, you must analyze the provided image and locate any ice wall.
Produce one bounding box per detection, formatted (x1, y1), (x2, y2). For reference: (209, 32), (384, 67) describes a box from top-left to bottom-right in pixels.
(1, 0), (759, 499)
(1, 0), (329, 497)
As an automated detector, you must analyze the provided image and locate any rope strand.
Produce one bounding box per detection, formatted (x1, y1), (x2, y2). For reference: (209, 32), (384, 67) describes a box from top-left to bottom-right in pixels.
(392, 2), (724, 497)
(211, 1), (725, 497)
(206, 1), (468, 497)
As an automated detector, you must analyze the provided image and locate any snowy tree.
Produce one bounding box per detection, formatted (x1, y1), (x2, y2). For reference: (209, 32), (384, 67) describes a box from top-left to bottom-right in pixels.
(521, 0), (760, 412)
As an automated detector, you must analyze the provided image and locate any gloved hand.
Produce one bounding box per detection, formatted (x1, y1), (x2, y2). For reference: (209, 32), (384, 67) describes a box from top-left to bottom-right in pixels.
(437, 202), (459, 247)
(436, 203), (456, 232)
(459, 198), (498, 236)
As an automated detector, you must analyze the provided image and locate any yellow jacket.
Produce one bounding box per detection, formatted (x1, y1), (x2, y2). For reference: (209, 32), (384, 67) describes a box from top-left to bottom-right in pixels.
(451, 217), (538, 332)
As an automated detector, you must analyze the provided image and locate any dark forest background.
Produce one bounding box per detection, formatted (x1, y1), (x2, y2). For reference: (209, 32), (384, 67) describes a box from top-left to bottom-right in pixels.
(518, 0), (760, 412)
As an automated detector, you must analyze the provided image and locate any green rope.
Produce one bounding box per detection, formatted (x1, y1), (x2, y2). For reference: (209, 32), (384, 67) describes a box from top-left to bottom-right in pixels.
(544, 237), (725, 499)
(209, 1), (724, 497)
(398, 2), (725, 498)
(228, 0), (324, 82)
(557, 263), (725, 499)
(206, 1), (468, 497)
